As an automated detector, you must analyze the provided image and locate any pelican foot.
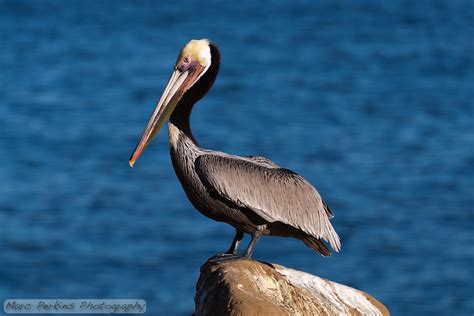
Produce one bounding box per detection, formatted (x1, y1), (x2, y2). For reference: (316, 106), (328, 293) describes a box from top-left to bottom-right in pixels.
(216, 251), (238, 257)
(208, 253), (242, 263)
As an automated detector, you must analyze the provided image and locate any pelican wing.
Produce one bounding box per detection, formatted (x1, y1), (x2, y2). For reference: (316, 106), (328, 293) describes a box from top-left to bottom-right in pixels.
(244, 155), (280, 168)
(195, 154), (341, 252)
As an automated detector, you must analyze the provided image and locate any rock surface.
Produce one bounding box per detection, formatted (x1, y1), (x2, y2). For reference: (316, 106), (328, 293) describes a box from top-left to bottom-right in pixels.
(195, 258), (389, 316)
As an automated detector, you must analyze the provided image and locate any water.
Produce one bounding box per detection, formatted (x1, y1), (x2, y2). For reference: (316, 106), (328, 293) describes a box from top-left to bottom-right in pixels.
(1, 1), (473, 315)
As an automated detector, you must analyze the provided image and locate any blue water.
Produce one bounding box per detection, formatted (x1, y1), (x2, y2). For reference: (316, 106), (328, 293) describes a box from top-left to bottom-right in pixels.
(1, 1), (473, 315)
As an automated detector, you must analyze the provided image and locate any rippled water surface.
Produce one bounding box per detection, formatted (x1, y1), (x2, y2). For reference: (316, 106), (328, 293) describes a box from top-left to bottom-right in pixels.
(1, 1), (473, 315)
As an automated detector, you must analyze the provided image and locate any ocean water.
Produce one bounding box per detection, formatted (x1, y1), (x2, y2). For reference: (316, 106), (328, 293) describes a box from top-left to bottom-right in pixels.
(1, 1), (473, 315)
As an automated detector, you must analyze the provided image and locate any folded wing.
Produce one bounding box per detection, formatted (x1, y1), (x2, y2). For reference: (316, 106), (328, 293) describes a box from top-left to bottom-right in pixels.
(195, 154), (341, 252)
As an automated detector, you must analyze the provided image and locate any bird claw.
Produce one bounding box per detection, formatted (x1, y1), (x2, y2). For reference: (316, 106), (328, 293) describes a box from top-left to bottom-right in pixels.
(217, 252), (237, 257)
(208, 253), (242, 263)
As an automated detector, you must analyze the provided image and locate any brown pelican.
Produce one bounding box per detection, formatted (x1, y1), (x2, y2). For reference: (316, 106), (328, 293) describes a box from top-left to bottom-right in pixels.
(129, 39), (340, 258)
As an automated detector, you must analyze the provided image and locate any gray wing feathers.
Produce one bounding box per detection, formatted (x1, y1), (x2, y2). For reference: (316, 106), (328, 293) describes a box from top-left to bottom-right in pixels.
(244, 155), (280, 168)
(195, 154), (341, 252)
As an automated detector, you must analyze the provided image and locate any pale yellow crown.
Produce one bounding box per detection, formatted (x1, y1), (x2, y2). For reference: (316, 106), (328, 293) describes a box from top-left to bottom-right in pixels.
(180, 39), (211, 67)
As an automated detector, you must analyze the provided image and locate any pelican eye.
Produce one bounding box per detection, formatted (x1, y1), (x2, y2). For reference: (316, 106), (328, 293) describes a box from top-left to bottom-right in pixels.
(178, 56), (194, 72)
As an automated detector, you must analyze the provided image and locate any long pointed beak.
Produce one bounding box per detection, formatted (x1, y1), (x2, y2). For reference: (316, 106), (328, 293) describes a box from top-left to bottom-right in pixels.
(129, 69), (189, 167)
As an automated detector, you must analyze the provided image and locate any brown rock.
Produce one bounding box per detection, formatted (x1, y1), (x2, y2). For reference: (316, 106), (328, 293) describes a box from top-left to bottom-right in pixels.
(195, 258), (389, 316)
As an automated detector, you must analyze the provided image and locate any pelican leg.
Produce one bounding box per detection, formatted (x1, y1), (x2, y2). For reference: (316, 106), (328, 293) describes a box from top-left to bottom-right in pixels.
(243, 228), (263, 259)
(225, 230), (244, 255)
(211, 230), (244, 262)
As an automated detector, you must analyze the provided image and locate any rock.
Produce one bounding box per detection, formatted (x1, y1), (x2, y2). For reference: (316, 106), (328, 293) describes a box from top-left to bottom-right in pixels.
(195, 258), (389, 316)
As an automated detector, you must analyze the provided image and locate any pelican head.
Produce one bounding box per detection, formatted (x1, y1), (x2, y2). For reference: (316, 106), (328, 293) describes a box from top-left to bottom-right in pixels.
(129, 39), (213, 167)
